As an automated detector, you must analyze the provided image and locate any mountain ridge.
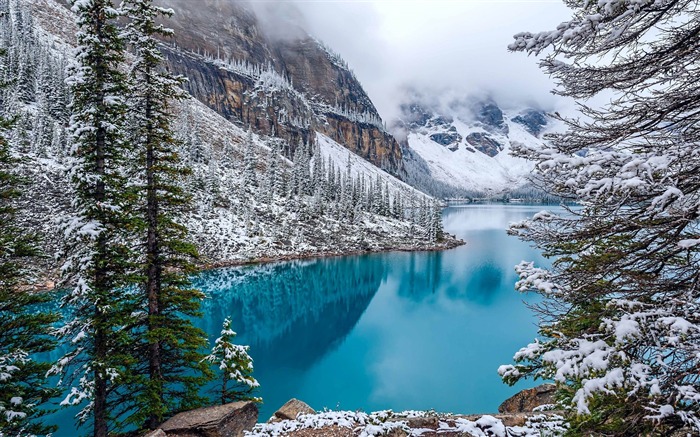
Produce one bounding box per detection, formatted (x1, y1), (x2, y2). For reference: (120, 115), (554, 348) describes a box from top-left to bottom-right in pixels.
(395, 94), (557, 197)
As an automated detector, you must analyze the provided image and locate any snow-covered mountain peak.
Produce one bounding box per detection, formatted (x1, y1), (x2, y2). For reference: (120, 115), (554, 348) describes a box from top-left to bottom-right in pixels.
(396, 95), (556, 197)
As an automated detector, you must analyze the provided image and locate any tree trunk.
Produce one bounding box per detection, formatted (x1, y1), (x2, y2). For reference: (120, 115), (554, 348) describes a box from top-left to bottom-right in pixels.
(94, 102), (108, 437)
(145, 69), (163, 430)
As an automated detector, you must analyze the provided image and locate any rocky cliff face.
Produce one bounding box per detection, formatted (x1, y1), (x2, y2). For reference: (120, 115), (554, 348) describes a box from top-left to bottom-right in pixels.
(156, 0), (403, 174)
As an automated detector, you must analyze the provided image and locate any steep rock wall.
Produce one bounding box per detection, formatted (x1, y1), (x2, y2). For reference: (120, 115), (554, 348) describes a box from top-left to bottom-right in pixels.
(157, 0), (403, 174)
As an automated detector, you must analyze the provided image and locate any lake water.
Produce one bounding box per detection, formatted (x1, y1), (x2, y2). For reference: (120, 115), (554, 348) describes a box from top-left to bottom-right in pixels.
(47, 204), (551, 434)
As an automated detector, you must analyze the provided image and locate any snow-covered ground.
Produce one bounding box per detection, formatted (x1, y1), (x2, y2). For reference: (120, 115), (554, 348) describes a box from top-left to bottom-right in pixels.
(245, 409), (567, 437)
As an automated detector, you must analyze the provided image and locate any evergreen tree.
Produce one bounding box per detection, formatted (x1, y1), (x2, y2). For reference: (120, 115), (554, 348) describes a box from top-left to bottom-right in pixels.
(204, 318), (260, 405)
(392, 191), (402, 220)
(220, 139), (234, 169)
(429, 200), (443, 242)
(50, 2), (137, 436)
(263, 142), (279, 204)
(0, 51), (59, 437)
(242, 129), (257, 191)
(11, 2), (35, 105)
(499, 1), (700, 434)
(122, 0), (211, 429)
(290, 139), (303, 197)
(298, 141), (311, 196)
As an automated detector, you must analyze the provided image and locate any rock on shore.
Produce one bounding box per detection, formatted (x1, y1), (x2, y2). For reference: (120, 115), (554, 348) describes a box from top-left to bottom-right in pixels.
(145, 386), (564, 437)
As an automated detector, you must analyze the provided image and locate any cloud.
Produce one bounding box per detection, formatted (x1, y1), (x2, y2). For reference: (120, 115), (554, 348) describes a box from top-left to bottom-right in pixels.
(248, 0), (309, 41)
(293, 0), (573, 121)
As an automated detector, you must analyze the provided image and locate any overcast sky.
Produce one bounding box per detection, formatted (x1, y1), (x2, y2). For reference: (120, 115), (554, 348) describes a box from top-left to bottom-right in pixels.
(287, 0), (573, 120)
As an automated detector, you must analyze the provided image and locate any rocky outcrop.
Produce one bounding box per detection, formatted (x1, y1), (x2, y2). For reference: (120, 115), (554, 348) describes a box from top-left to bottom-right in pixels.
(512, 109), (549, 137)
(498, 384), (557, 414)
(153, 0), (403, 174)
(326, 114), (402, 170)
(430, 132), (462, 151)
(465, 132), (503, 157)
(269, 399), (316, 422)
(400, 102), (433, 129)
(475, 101), (508, 134)
(159, 401), (259, 437)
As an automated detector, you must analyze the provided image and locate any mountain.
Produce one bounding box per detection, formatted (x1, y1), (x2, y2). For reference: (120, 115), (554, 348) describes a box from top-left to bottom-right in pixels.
(154, 0), (403, 175)
(32, 0), (403, 174)
(395, 93), (556, 197)
(1, 0), (458, 283)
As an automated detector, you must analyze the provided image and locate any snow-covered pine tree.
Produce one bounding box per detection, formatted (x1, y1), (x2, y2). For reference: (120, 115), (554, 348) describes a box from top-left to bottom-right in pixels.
(429, 200), (443, 243)
(262, 141), (281, 204)
(312, 149), (324, 190)
(499, 1), (700, 435)
(220, 139), (234, 169)
(383, 181), (390, 217)
(10, 2), (35, 106)
(50, 2), (138, 436)
(204, 318), (261, 405)
(299, 141), (311, 196)
(275, 153), (288, 199)
(392, 191), (402, 220)
(122, 0), (211, 429)
(242, 128), (257, 191)
(207, 154), (222, 206)
(0, 54), (59, 437)
(289, 139), (303, 197)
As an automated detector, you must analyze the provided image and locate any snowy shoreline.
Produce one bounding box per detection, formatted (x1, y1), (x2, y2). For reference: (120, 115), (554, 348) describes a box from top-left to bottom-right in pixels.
(200, 235), (466, 271)
(32, 235), (465, 291)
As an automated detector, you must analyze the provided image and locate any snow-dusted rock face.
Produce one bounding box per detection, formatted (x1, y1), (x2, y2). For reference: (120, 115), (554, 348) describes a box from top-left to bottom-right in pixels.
(150, 0), (403, 175)
(397, 96), (555, 197)
(32, 0), (403, 175)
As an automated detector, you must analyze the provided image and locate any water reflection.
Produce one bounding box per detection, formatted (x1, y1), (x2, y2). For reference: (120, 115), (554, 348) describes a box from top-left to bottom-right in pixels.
(193, 256), (390, 416)
(188, 204), (552, 419)
(46, 204), (553, 434)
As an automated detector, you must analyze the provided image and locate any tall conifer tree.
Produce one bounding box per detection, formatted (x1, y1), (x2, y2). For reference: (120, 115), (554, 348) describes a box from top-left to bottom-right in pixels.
(50, 2), (137, 436)
(122, 0), (210, 429)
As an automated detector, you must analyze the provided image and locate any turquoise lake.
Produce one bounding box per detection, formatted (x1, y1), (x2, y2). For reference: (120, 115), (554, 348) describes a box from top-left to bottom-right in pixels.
(47, 204), (551, 434)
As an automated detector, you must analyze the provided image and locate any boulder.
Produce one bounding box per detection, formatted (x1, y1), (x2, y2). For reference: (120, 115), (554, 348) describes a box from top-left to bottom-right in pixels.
(496, 413), (529, 427)
(407, 416), (439, 429)
(498, 384), (556, 414)
(269, 398), (316, 422)
(160, 401), (258, 437)
(143, 430), (167, 437)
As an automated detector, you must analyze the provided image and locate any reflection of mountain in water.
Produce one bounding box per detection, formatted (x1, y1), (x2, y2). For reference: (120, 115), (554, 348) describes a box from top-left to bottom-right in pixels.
(194, 255), (387, 369)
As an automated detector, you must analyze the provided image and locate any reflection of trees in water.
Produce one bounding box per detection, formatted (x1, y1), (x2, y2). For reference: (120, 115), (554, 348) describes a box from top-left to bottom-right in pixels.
(395, 250), (504, 306)
(463, 263), (503, 305)
(195, 256), (387, 369)
(398, 251), (443, 301)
